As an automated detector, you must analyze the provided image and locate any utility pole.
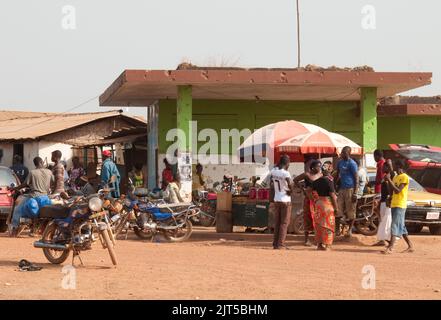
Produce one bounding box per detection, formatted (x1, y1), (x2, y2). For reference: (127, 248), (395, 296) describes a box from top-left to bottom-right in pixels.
(296, 0), (301, 68)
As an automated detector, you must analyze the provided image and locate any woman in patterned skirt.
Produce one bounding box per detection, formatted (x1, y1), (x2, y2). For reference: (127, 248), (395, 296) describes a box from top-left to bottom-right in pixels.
(311, 162), (339, 250)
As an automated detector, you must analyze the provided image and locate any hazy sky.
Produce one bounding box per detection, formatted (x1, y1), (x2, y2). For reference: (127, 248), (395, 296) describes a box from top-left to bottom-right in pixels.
(0, 0), (439, 118)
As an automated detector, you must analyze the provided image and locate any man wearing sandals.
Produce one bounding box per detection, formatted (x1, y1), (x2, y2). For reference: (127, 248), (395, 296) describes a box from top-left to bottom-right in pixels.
(383, 159), (414, 254)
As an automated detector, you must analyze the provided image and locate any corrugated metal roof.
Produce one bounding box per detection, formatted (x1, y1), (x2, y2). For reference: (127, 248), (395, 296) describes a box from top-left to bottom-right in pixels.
(0, 110), (55, 121)
(0, 110), (146, 141)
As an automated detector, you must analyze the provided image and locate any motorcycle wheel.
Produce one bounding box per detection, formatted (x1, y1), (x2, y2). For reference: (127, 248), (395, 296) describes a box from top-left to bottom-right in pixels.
(42, 222), (70, 264)
(100, 229), (118, 266)
(112, 212), (130, 238)
(134, 226), (154, 240)
(164, 219), (193, 242)
(292, 212), (305, 235)
(354, 213), (379, 236)
(199, 204), (216, 227)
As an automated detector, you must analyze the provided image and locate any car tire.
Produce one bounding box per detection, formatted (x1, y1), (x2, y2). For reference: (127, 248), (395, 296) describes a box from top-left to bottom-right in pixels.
(0, 219), (7, 233)
(406, 224), (423, 234)
(429, 225), (441, 235)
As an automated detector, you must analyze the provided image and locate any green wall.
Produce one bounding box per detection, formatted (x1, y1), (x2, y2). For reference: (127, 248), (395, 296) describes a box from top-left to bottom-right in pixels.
(159, 99), (361, 154)
(410, 116), (441, 147)
(377, 117), (411, 150)
(378, 116), (441, 149)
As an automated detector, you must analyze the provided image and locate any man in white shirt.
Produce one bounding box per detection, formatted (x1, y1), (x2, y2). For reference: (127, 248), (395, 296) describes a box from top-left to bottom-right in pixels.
(270, 155), (293, 250)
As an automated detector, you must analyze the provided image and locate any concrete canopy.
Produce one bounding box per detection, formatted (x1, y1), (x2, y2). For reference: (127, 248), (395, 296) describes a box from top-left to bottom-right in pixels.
(99, 69), (432, 106)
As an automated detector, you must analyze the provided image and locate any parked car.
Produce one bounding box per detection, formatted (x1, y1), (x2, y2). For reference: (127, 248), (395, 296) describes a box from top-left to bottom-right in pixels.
(385, 144), (441, 195)
(367, 172), (441, 235)
(0, 166), (20, 232)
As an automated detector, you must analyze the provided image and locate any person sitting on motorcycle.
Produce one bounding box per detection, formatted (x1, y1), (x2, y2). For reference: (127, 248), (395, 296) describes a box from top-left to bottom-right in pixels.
(10, 157), (54, 235)
(14, 157), (53, 197)
(167, 173), (185, 204)
(75, 176), (96, 197)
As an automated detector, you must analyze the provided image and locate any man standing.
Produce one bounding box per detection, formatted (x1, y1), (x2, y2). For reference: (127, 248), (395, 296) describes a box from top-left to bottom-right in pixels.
(270, 155), (293, 250)
(336, 146), (359, 238)
(10, 155), (29, 184)
(383, 160), (414, 254)
(101, 150), (121, 198)
(51, 150), (65, 194)
(373, 161), (394, 247)
(374, 149), (386, 194)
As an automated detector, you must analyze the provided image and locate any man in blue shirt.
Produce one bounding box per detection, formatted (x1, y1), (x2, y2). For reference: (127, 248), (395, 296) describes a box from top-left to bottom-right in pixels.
(336, 146), (359, 238)
(101, 150), (121, 198)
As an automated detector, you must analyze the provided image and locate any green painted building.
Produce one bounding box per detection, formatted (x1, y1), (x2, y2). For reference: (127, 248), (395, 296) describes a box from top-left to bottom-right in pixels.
(100, 68), (433, 188)
(378, 101), (441, 150)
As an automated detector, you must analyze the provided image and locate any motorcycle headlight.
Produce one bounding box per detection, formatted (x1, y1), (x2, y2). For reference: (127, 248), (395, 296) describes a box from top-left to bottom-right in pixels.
(89, 197), (103, 212)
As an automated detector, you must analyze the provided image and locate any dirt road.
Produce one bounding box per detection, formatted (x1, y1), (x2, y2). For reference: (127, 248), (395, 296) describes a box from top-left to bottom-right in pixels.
(1, 227), (441, 300)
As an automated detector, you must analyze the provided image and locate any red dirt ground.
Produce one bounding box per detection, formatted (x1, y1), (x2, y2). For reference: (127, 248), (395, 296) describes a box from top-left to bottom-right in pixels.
(1, 227), (441, 300)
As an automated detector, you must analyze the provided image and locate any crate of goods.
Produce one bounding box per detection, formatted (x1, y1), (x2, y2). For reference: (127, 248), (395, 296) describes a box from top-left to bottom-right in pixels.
(248, 187), (257, 200)
(216, 191), (233, 212)
(257, 188), (270, 201)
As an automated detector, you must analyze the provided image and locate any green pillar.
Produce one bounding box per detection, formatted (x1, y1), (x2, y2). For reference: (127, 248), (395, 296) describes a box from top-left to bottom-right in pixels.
(360, 87), (377, 152)
(177, 85), (192, 151)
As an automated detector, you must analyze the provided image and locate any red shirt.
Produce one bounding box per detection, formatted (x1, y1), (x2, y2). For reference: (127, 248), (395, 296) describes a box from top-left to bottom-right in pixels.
(375, 159), (385, 193)
(162, 168), (173, 190)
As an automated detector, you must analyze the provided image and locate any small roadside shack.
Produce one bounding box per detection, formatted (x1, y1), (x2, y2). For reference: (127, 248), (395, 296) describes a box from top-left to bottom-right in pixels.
(0, 110), (147, 190)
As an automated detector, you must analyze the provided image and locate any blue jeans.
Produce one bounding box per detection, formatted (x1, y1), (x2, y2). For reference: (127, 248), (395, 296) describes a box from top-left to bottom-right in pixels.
(11, 196), (30, 228)
(391, 207), (408, 238)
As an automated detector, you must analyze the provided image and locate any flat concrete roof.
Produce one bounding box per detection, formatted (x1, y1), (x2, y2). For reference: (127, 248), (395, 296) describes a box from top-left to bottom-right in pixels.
(99, 69), (432, 106)
(378, 104), (441, 116)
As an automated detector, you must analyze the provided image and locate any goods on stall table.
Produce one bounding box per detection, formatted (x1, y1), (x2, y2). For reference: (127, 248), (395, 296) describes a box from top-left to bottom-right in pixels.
(249, 187), (257, 200)
(257, 188), (270, 201)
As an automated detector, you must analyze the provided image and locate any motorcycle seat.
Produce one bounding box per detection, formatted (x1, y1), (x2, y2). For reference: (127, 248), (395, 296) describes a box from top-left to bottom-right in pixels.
(39, 205), (70, 219)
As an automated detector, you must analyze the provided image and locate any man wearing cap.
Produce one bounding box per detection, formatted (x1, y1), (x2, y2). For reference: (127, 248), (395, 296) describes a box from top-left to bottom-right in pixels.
(101, 150), (121, 198)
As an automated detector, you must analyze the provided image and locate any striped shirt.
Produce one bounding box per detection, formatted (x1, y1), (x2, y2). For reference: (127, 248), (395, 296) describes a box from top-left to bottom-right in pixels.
(52, 162), (65, 194)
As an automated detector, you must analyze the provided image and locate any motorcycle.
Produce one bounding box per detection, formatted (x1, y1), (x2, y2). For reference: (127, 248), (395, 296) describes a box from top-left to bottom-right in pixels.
(134, 201), (199, 242)
(6, 186), (66, 237)
(291, 186), (380, 236)
(192, 190), (217, 227)
(336, 194), (380, 236)
(213, 175), (247, 194)
(108, 178), (198, 242)
(33, 192), (118, 266)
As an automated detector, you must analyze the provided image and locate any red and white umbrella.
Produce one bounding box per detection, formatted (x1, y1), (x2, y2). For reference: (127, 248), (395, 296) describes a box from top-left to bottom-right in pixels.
(238, 120), (321, 162)
(276, 129), (362, 156)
